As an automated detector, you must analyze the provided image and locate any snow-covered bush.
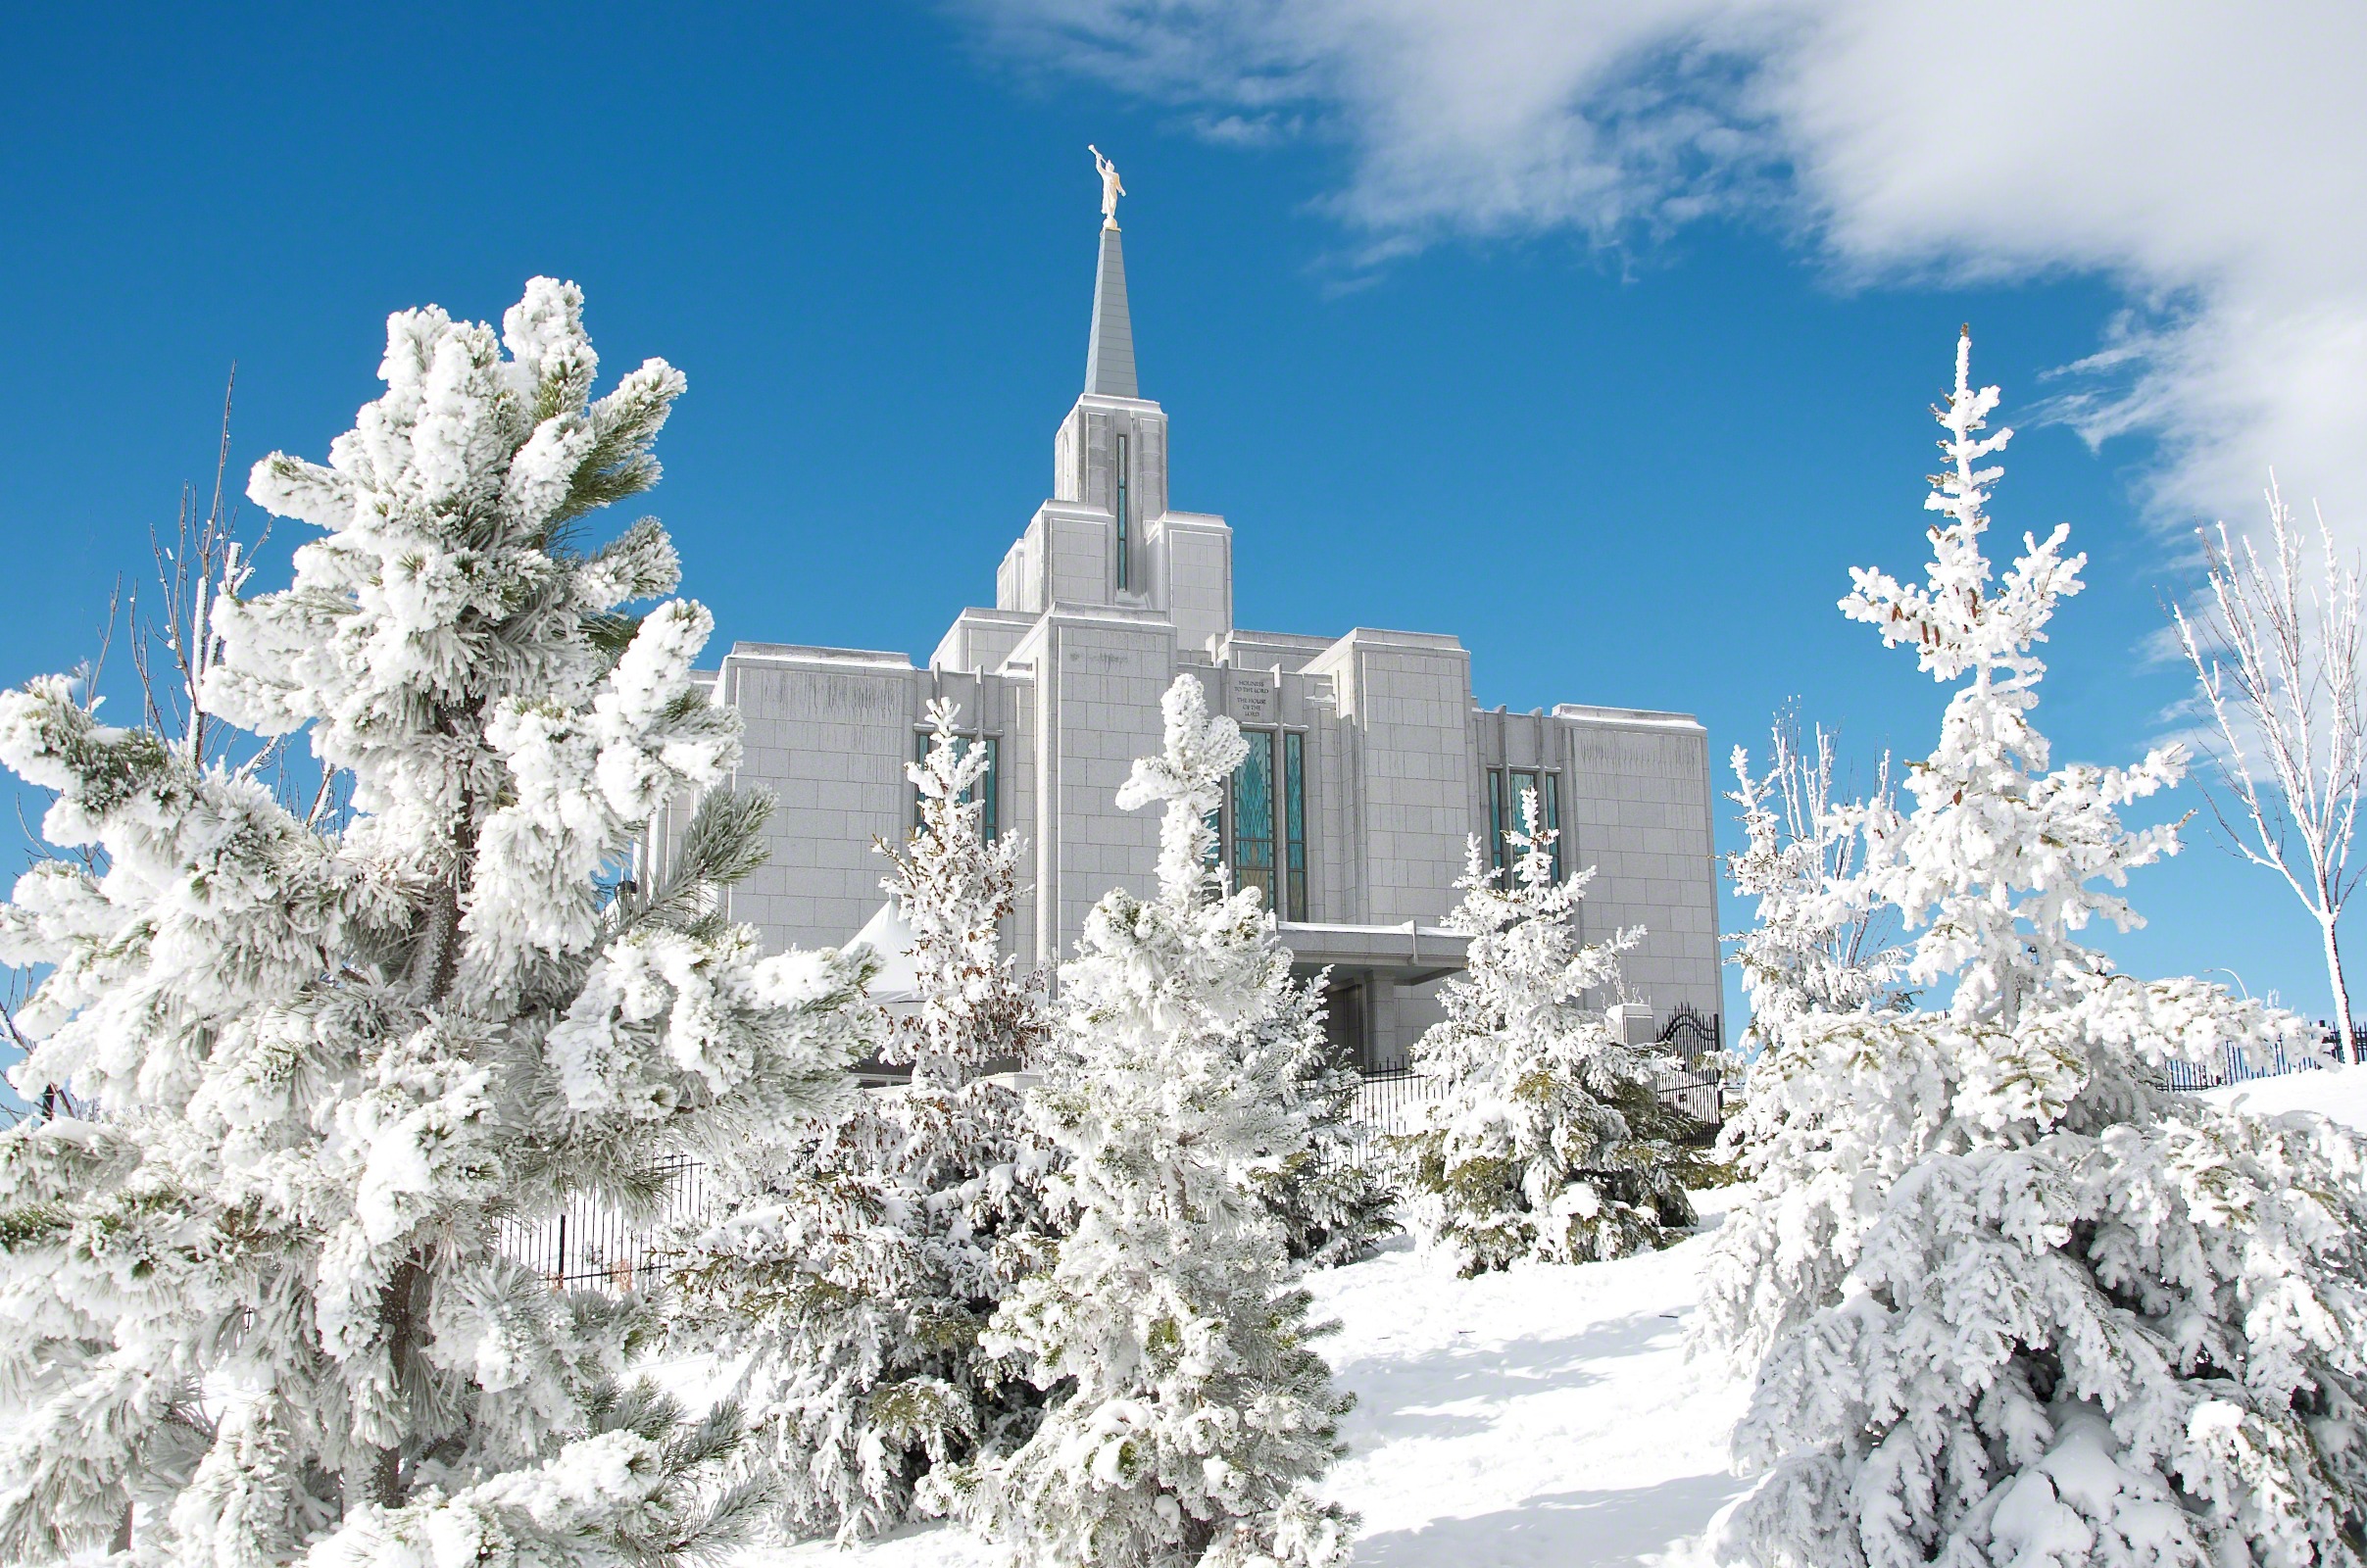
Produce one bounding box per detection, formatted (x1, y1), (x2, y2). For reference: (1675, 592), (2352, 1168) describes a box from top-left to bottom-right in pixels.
(1703, 330), (2367, 1567)
(0, 279), (869, 1566)
(665, 701), (1059, 1542)
(1394, 790), (1703, 1275)
(1257, 978), (1396, 1268)
(949, 673), (1354, 1568)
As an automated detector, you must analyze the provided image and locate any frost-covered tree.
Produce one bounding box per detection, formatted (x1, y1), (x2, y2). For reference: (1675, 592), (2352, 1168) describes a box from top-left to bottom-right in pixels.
(1695, 717), (1908, 1357)
(950, 673), (1354, 1568)
(1704, 330), (2367, 1568)
(1255, 978), (1395, 1268)
(1724, 712), (1900, 1057)
(665, 700), (1058, 1543)
(2175, 481), (2367, 1052)
(1394, 790), (1701, 1276)
(0, 279), (871, 1566)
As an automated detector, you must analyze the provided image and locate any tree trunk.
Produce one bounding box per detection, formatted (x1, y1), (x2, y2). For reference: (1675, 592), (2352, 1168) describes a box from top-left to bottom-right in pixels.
(370, 1253), (428, 1506)
(2322, 911), (2356, 1063)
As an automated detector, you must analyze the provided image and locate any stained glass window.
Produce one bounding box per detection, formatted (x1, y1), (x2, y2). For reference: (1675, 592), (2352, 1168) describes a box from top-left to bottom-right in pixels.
(1283, 730), (1307, 920)
(1541, 768), (1560, 881)
(1487, 767), (1508, 874)
(1489, 766), (1562, 881)
(1231, 727), (1276, 909)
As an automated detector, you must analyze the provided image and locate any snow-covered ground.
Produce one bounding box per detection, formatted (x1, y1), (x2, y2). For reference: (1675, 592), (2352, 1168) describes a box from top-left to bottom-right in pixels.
(745, 1066), (2367, 1567)
(747, 1189), (1758, 1568)
(2201, 1058), (2367, 1127)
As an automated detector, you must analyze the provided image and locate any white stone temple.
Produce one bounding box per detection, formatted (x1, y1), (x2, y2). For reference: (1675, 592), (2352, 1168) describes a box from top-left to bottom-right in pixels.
(663, 204), (1722, 1067)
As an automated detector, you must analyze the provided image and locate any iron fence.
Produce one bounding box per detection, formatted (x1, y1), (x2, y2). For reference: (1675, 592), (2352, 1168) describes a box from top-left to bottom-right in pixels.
(2161, 1034), (2348, 1093)
(1654, 1067), (1724, 1125)
(495, 1155), (710, 1293)
(513, 1061), (1728, 1286)
(1331, 1061), (1726, 1171)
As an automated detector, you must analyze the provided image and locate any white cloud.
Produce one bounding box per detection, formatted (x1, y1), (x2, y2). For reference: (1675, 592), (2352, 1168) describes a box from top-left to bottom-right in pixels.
(960, 0), (2367, 536)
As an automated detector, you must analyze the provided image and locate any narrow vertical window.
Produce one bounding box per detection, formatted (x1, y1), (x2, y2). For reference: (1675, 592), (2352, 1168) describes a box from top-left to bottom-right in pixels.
(1509, 768), (1540, 873)
(978, 736), (1000, 843)
(1542, 770), (1561, 881)
(1283, 730), (1307, 921)
(1487, 767), (1508, 874)
(1114, 431), (1130, 591)
(912, 731), (999, 842)
(912, 730), (930, 838)
(1231, 728), (1276, 909)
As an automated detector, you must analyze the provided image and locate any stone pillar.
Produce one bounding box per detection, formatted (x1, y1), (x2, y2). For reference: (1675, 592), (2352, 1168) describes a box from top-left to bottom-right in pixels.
(1608, 1002), (1657, 1049)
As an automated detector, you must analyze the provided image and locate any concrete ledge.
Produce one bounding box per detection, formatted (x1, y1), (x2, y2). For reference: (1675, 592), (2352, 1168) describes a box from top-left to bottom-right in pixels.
(1278, 919), (1469, 983)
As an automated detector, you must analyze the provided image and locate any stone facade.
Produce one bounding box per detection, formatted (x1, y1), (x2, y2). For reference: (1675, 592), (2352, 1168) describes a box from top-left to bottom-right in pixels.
(660, 220), (1723, 1066)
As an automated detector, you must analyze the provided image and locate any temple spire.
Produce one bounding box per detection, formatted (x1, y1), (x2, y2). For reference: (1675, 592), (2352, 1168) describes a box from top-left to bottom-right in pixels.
(1084, 221), (1138, 399)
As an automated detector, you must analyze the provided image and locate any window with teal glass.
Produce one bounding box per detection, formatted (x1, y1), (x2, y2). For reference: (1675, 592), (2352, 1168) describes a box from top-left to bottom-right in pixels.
(1114, 432), (1130, 591)
(1283, 730), (1307, 920)
(1488, 766), (1562, 881)
(1487, 767), (1509, 874)
(1541, 768), (1560, 880)
(1231, 728), (1276, 909)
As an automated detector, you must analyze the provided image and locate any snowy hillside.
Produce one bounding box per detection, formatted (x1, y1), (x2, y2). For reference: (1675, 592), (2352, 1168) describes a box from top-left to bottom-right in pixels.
(2201, 1060), (2367, 1126)
(751, 1191), (1754, 1568)
(743, 1066), (2367, 1568)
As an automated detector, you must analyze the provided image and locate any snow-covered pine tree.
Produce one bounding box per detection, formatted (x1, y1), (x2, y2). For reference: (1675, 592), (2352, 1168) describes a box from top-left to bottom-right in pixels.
(0, 279), (871, 1567)
(1723, 713), (1900, 1056)
(665, 699), (1059, 1543)
(1394, 790), (1702, 1275)
(950, 672), (1354, 1568)
(1707, 329), (2367, 1568)
(1692, 718), (1910, 1359)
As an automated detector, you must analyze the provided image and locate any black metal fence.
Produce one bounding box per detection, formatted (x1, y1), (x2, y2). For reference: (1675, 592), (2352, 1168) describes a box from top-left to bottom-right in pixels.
(495, 1155), (710, 1292)
(2161, 1032), (2351, 1092)
(1654, 1067), (1724, 1124)
(1657, 1005), (1723, 1065)
(1330, 1061), (1727, 1170)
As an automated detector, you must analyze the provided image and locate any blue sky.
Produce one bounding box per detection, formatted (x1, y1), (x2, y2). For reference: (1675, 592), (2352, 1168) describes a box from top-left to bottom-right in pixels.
(3, 4), (2362, 1028)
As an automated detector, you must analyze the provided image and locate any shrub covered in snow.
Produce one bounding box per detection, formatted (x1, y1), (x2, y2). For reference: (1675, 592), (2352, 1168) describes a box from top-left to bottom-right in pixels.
(1701, 330), (2367, 1567)
(948, 673), (1355, 1568)
(0, 280), (870, 1565)
(1395, 791), (1704, 1276)
(1257, 978), (1397, 1270)
(665, 702), (1060, 1542)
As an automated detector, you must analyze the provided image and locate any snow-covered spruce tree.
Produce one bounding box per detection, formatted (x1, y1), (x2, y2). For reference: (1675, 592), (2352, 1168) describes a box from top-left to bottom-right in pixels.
(1706, 329), (2367, 1568)
(1394, 789), (1703, 1276)
(950, 673), (1354, 1568)
(1692, 718), (1911, 1359)
(664, 700), (1059, 1543)
(1723, 712), (1901, 1058)
(0, 279), (872, 1566)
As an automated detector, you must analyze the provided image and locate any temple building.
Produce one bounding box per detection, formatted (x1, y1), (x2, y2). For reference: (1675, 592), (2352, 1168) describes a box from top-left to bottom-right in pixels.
(665, 201), (1723, 1067)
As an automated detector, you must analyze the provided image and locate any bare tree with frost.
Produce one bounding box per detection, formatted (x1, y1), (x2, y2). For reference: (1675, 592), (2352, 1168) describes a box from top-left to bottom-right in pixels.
(1700, 330), (2367, 1568)
(2173, 481), (2367, 1053)
(0, 279), (871, 1566)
